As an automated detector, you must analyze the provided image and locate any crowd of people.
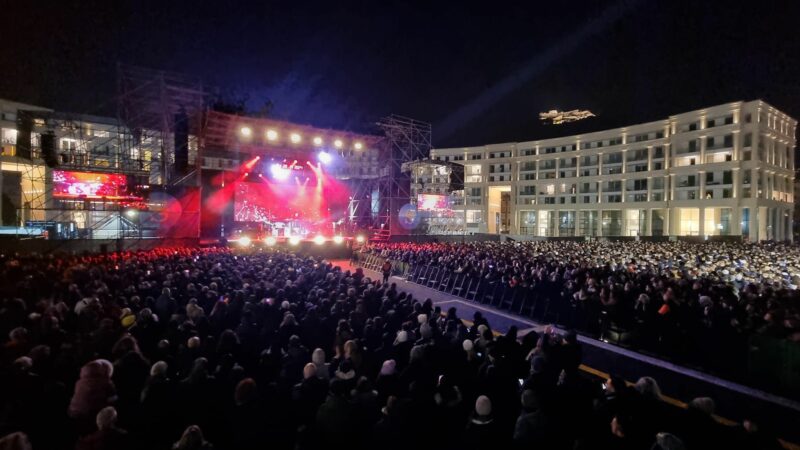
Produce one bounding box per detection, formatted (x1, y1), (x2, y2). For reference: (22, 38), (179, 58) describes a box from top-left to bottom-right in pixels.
(365, 240), (800, 368)
(0, 246), (787, 449)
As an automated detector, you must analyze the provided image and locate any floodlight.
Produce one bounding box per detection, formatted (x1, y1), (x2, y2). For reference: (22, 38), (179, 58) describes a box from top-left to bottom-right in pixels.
(318, 151), (332, 164)
(240, 126), (252, 137)
(313, 136), (323, 146)
(288, 235), (301, 246)
(290, 133), (301, 143)
(264, 236), (277, 246)
(354, 142), (363, 150)
(270, 163), (291, 180)
(266, 129), (278, 141)
(238, 236), (252, 247)
(356, 235), (365, 243)
(334, 139), (343, 148)
(333, 235), (344, 244)
(313, 235), (325, 245)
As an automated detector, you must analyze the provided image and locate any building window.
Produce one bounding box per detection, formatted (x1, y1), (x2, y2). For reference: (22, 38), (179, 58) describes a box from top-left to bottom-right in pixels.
(724, 134), (733, 148)
(722, 170), (733, 184)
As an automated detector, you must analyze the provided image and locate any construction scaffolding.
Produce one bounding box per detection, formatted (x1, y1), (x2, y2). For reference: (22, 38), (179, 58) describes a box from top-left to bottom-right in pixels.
(3, 64), (207, 241)
(374, 115), (432, 238)
(117, 63), (207, 186)
(10, 110), (155, 239)
(401, 159), (466, 235)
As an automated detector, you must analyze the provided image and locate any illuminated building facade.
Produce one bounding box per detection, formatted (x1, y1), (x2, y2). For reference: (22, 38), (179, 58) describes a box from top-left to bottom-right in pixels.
(432, 100), (797, 241)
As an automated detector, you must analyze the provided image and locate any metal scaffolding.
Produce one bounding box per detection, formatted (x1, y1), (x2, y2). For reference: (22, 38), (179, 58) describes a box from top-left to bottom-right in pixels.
(117, 63), (207, 186)
(375, 115), (431, 237)
(4, 64), (208, 241)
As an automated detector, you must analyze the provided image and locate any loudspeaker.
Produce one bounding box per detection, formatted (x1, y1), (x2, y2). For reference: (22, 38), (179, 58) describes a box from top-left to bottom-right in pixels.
(174, 109), (189, 175)
(15, 111), (32, 160)
(40, 132), (58, 167)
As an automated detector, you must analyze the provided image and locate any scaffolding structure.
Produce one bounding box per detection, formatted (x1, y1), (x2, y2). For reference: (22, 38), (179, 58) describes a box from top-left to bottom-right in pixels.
(5, 64), (207, 241)
(117, 63), (206, 186)
(6, 108), (151, 239)
(401, 159), (466, 235)
(372, 115), (432, 238)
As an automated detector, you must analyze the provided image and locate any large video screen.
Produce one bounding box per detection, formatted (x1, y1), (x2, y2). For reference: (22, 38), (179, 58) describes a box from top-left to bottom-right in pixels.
(52, 170), (130, 199)
(417, 194), (450, 211)
(233, 179), (350, 223)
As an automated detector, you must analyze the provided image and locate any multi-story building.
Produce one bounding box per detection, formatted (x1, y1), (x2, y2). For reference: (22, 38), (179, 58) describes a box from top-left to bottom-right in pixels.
(0, 97), (168, 236)
(431, 100), (797, 241)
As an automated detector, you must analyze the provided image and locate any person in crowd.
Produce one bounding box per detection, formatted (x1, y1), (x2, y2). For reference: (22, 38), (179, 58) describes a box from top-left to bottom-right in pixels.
(68, 359), (117, 434)
(75, 406), (129, 450)
(172, 425), (213, 450)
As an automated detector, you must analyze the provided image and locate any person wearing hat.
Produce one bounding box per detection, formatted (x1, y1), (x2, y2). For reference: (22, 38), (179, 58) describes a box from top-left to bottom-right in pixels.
(464, 395), (498, 448)
(292, 364), (327, 430)
(75, 406), (130, 450)
(514, 389), (554, 447)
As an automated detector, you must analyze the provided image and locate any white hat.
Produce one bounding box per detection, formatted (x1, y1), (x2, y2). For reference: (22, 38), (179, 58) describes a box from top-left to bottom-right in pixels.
(475, 395), (492, 416)
(396, 330), (408, 343)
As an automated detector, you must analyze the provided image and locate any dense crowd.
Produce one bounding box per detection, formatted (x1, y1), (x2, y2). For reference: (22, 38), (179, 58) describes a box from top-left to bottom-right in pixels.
(0, 247), (786, 449)
(366, 240), (800, 357)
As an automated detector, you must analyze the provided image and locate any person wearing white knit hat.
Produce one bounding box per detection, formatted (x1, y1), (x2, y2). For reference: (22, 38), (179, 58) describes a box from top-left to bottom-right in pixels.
(464, 395), (496, 447)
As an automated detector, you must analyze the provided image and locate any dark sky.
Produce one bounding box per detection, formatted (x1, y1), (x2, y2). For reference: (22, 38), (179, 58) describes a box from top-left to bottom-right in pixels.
(1, 0), (799, 147)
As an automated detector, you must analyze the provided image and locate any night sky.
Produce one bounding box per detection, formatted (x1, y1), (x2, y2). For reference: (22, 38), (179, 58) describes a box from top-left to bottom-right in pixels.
(2, 0), (799, 147)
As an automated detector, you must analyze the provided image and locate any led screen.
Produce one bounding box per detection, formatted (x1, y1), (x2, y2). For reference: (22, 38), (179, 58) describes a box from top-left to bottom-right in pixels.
(52, 170), (130, 199)
(233, 179), (350, 223)
(417, 194), (449, 211)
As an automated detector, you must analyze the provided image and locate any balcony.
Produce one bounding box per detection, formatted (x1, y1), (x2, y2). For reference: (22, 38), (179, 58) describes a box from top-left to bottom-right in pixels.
(675, 146), (699, 156)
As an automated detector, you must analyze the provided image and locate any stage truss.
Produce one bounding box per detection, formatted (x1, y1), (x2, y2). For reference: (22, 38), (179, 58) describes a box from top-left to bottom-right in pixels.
(370, 115), (432, 238)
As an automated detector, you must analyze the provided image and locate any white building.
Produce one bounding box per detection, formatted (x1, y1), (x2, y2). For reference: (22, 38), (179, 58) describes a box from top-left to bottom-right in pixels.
(0, 98), (163, 234)
(431, 100), (797, 241)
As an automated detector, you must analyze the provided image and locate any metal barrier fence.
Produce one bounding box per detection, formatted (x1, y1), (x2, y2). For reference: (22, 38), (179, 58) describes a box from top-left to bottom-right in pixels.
(356, 253), (564, 325)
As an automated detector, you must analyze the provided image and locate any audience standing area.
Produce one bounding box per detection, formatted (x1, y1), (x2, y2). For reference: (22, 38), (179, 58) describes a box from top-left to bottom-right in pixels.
(0, 244), (797, 450)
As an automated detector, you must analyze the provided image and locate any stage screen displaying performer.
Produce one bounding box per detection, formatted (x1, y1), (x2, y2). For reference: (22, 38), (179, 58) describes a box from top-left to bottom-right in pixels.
(417, 193), (450, 211)
(53, 170), (131, 199)
(232, 166), (350, 236)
